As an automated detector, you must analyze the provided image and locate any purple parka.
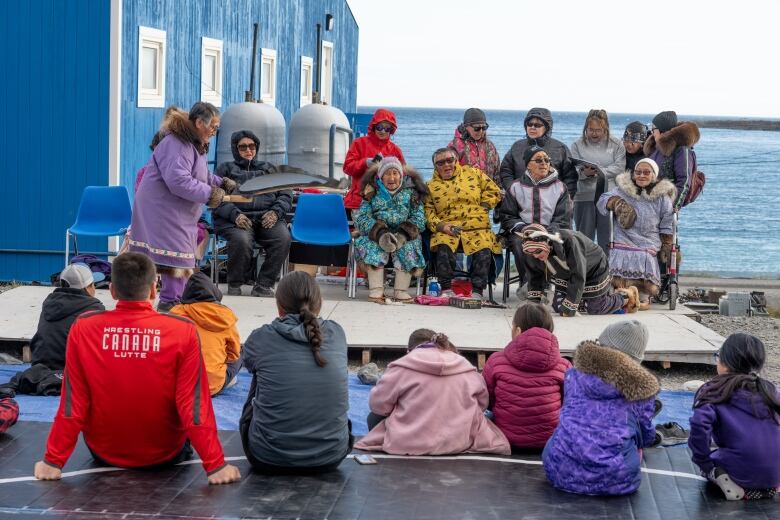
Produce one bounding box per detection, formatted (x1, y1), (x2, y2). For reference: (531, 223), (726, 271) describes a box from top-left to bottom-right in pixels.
(542, 341), (659, 496)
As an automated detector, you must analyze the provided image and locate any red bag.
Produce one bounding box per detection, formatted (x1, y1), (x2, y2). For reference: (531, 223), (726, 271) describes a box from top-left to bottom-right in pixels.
(682, 148), (705, 206)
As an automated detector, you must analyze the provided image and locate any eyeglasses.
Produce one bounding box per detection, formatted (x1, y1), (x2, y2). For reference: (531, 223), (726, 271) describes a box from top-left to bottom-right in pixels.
(434, 157), (457, 167)
(237, 143), (257, 151)
(374, 124), (395, 134)
(470, 125), (489, 132)
(587, 127), (605, 135)
(526, 122), (545, 129)
(634, 168), (654, 176)
(530, 157), (551, 164)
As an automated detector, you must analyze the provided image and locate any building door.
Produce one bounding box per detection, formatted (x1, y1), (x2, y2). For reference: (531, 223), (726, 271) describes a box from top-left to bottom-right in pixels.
(320, 41), (334, 105)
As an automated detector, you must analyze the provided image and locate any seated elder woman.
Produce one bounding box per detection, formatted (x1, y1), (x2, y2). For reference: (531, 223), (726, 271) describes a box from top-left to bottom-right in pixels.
(354, 156), (428, 304)
(425, 147), (502, 300)
(596, 158), (675, 310)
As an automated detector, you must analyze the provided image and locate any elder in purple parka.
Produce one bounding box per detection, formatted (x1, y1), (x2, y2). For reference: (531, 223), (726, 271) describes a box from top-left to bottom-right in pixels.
(542, 320), (659, 496)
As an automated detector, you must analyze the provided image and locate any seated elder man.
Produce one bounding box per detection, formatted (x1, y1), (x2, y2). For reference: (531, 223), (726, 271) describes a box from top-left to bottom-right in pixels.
(425, 147), (501, 300)
(213, 130), (292, 297)
(34, 252), (240, 485)
(520, 224), (638, 316)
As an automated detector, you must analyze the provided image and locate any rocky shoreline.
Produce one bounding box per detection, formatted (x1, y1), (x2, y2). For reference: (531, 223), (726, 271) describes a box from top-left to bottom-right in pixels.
(693, 119), (780, 131)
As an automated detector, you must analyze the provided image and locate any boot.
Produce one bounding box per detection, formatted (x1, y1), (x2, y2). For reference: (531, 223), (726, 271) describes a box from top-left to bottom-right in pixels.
(393, 270), (414, 303)
(366, 265), (386, 304)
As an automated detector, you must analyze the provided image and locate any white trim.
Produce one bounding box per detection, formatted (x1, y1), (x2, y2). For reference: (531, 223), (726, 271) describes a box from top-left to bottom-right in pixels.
(137, 26), (166, 108)
(320, 40), (334, 105)
(200, 36), (223, 107)
(259, 48), (277, 105)
(299, 55), (313, 107)
(108, 0), (123, 253)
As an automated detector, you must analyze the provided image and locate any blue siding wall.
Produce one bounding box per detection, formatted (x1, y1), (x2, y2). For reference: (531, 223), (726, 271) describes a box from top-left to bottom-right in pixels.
(120, 0), (359, 196)
(0, 0), (111, 282)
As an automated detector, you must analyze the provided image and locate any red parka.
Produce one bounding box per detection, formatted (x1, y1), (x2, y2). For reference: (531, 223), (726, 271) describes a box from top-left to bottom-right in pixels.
(482, 327), (571, 448)
(343, 109), (406, 209)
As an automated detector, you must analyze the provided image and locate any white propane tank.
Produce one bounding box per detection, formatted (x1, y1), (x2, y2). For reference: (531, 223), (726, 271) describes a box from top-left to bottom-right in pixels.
(216, 102), (286, 167)
(287, 103), (351, 184)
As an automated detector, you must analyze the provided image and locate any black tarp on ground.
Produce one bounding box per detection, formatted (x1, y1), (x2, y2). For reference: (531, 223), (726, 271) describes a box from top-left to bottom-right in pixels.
(0, 422), (776, 519)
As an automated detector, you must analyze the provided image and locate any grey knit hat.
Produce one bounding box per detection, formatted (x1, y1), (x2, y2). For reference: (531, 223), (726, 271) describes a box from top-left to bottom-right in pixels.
(652, 111), (678, 133)
(598, 320), (649, 362)
(463, 108), (487, 126)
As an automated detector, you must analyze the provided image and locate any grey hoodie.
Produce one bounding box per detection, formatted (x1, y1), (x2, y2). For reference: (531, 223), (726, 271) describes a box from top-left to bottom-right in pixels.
(241, 315), (350, 468)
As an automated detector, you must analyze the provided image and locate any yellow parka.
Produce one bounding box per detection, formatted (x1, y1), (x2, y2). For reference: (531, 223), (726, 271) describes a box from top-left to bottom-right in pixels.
(425, 164), (502, 255)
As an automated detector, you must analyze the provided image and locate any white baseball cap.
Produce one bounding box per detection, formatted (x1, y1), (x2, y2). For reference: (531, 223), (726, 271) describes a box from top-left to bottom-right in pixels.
(60, 263), (95, 289)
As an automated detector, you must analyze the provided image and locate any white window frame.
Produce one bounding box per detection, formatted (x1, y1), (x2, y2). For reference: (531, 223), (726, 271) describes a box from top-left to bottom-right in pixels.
(200, 37), (223, 107)
(320, 41), (334, 105)
(300, 56), (313, 107)
(260, 48), (277, 105)
(137, 26), (166, 108)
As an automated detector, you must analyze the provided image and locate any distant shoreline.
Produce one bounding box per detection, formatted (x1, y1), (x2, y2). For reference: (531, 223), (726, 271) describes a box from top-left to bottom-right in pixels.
(681, 120), (780, 131)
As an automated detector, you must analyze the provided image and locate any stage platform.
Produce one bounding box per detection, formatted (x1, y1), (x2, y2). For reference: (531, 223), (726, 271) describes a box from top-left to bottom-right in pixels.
(0, 282), (722, 366)
(0, 422), (775, 519)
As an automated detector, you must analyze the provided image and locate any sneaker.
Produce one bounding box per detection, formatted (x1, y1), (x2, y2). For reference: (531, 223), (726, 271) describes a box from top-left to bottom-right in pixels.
(515, 283), (528, 301)
(655, 422), (689, 446)
(251, 285), (275, 297)
(157, 300), (178, 313)
(227, 286), (242, 296)
(225, 376), (238, 389)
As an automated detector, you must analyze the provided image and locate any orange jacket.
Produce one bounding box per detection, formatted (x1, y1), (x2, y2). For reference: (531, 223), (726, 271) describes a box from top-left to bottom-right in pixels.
(171, 302), (240, 395)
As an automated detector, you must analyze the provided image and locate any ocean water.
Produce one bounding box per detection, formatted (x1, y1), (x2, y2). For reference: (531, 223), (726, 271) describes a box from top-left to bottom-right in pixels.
(360, 106), (780, 278)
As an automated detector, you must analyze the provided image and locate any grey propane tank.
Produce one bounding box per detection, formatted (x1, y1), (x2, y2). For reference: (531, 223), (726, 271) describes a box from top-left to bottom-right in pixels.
(287, 104), (352, 184)
(216, 102), (286, 167)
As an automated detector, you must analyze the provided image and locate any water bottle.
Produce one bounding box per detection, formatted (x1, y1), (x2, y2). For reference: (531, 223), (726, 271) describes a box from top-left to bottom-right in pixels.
(428, 277), (440, 297)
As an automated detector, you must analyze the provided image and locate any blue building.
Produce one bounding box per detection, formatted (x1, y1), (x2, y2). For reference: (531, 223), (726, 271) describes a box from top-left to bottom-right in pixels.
(0, 0), (359, 282)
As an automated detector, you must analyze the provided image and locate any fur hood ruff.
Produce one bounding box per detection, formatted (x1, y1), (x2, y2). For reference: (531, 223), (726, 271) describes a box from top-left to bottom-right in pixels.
(615, 172), (677, 202)
(573, 341), (659, 401)
(160, 106), (208, 155)
(643, 121), (700, 157)
(360, 164), (429, 203)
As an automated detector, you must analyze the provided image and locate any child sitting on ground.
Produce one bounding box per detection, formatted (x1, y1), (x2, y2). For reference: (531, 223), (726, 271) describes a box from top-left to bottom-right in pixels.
(543, 320), (658, 495)
(240, 271), (352, 473)
(355, 329), (510, 456)
(171, 272), (241, 396)
(482, 303), (571, 450)
(689, 333), (780, 500)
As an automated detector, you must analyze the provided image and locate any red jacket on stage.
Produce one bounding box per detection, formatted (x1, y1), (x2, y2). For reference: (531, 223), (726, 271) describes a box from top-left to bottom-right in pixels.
(43, 300), (226, 474)
(343, 109), (406, 209)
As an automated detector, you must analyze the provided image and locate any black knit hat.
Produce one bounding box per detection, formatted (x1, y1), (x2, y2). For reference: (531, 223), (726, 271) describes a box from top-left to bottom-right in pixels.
(652, 111), (678, 133)
(623, 121), (648, 143)
(523, 145), (547, 164)
(463, 108), (487, 126)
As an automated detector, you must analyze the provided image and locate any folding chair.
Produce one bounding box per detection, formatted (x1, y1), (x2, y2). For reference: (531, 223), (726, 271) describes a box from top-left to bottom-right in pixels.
(65, 186), (132, 266)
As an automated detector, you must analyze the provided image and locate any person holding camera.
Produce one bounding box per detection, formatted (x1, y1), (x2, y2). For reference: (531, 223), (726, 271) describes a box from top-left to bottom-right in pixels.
(425, 147), (501, 300)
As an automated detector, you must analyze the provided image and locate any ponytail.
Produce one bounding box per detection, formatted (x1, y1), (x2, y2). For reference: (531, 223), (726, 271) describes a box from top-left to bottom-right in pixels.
(275, 271), (326, 368)
(300, 303), (326, 367)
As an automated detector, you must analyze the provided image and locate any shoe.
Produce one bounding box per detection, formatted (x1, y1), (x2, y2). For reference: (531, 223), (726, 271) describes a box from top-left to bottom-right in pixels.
(655, 422), (689, 446)
(708, 467), (745, 501)
(225, 376), (238, 389)
(227, 286), (242, 296)
(515, 283), (528, 301)
(157, 300), (178, 313)
(251, 285), (275, 297)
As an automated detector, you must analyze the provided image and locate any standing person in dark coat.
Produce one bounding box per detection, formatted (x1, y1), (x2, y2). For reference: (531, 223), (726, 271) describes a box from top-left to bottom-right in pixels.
(644, 111), (700, 210)
(622, 121), (648, 172)
(213, 130), (292, 297)
(499, 107), (578, 198)
(30, 264), (104, 371)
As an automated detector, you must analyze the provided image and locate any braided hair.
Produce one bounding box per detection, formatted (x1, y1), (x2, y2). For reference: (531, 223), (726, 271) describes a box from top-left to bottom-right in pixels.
(695, 333), (780, 423)
(275, 272), (326, 367)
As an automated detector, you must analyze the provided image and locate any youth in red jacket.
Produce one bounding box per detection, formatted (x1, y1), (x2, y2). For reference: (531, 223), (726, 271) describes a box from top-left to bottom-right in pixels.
(482, 327), (572, 448)
(343, 108), (406, 209)
(42, 300), (226, 474)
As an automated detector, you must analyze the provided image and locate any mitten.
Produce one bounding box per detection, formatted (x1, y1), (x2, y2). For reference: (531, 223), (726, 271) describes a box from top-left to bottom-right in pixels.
(398, 221), (420, 241)
(392, 232), (407, 249)
(659, 234), (673, 264)
(368, 220), (388, 242)
(613, 198), (637, 229)
(207, 186), (226, 208)
(378, 232), (398, 252)
(221, 177), (238, 194)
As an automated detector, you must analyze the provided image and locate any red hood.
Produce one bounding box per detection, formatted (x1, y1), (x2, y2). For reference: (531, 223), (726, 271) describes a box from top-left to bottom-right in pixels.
(504, 328), (564, 373)
(368, 108), (398, 135)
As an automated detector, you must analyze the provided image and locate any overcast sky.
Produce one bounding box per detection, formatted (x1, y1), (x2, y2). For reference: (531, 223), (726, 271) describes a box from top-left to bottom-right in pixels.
(346, 0), (779, 118)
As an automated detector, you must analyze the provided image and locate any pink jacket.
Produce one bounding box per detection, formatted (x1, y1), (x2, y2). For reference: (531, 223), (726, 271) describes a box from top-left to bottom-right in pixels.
(355, 347), (510, 455)
(482, 328), (571, 448)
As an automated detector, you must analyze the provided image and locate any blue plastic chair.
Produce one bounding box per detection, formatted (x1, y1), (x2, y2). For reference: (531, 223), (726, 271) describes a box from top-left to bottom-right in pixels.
(65, 186), (132, 266)
(289, 193), (356, 296)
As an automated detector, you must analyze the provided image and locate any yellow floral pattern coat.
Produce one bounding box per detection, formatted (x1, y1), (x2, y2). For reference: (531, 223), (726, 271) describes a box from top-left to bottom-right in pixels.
(425, 164), (502, 255)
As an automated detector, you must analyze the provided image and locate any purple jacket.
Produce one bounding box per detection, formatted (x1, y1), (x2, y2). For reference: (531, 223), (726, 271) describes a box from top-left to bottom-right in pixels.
(542, 341), (659, 496)
(689, 387), (780, 489)
(643, 121), (700, 209)
(129, 133), (220, 268)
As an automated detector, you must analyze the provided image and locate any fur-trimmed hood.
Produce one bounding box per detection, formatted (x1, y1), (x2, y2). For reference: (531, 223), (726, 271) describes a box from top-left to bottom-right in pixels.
(643, 121), (700, 157)
(360, 164), (428, 204)
(615, 172), (677, 202)
(573, 341), (659, 401)
(159, 106), (208, 155)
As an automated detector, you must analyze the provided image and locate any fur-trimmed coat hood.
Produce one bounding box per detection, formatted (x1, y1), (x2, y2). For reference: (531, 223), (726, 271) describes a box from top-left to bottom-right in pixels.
(643, 121), (700, 157)
(573, 341), (659, 401)
(615, 172), (676, 202)
(360, 163), (428, 204)
(159, 106), (208, 155)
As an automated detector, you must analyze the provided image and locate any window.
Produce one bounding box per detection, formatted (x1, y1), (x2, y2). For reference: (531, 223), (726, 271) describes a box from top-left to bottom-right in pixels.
(300, 56), (313, 107)
(137, 26), (166, 108)
(260, 48), (277, 105)
(201, 37), (223, 106)
(320, 41), (334, 105)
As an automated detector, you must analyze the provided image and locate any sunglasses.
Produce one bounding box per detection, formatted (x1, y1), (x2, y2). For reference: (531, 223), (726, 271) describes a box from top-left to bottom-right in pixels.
(634, 168), (655, 176)
(237, 143), (257, 151)
(526, 122), (545, 129)
(374, 124), (395, 133)
(530, 157), (551, 164)
(623, 131), (646, 143)
(434, 157), (457, 167)
(470, 125), (489, 132)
